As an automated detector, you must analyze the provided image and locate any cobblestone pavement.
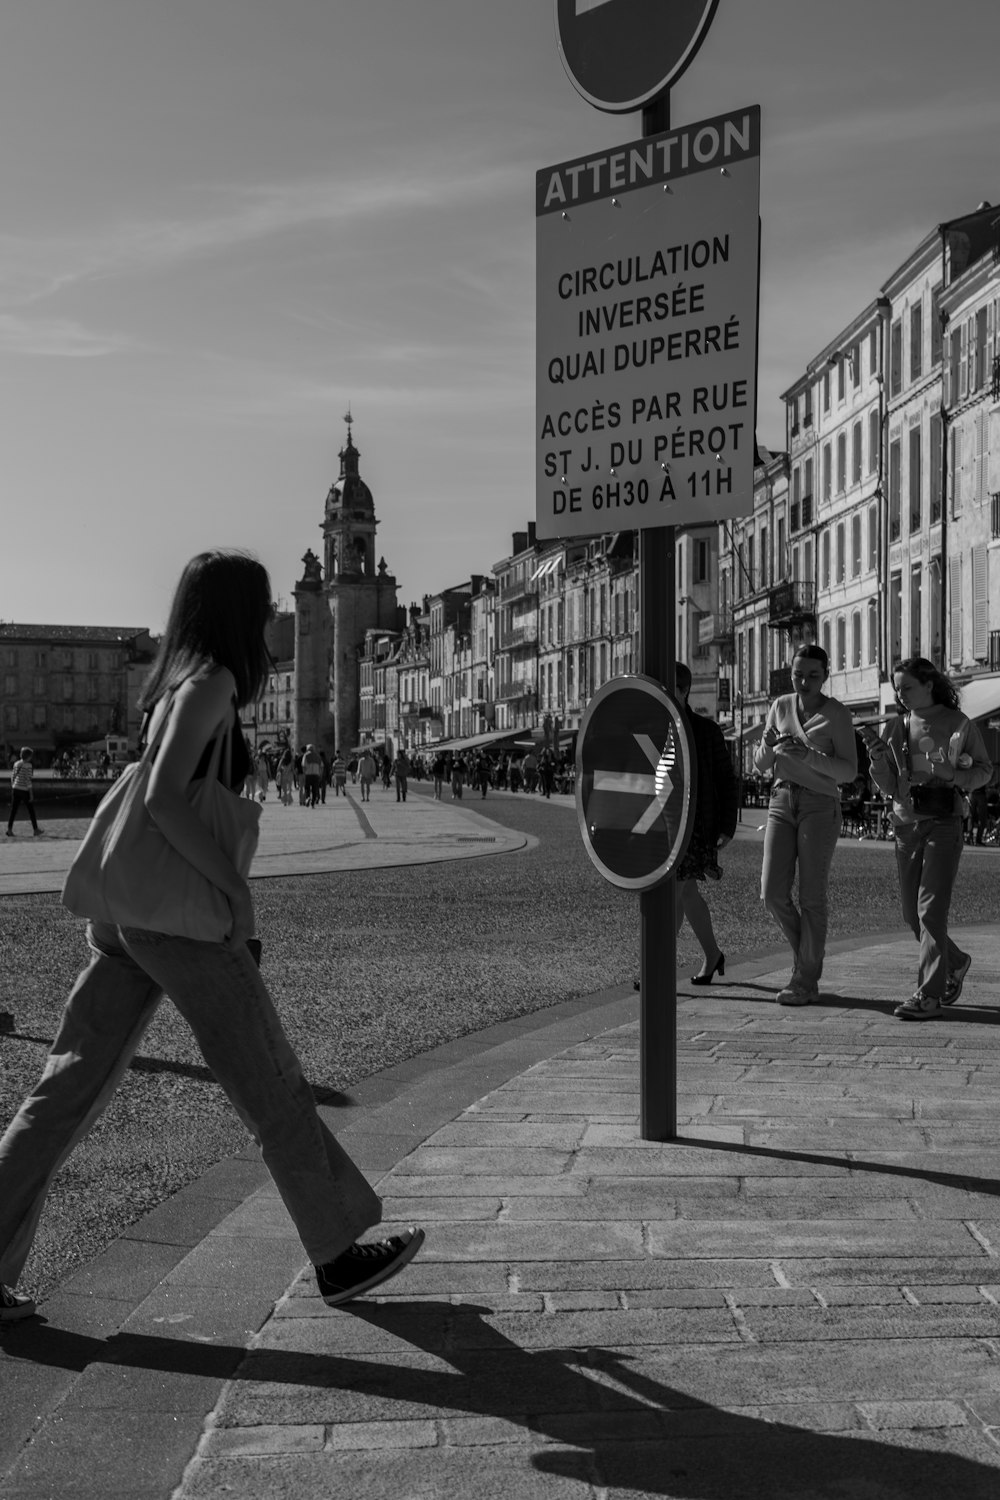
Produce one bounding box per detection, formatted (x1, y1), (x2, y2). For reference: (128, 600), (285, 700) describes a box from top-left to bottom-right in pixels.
(4, 923), (1000, 1498)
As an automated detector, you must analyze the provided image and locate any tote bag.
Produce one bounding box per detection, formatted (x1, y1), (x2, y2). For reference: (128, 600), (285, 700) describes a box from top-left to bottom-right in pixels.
(61, 696), (261, 942)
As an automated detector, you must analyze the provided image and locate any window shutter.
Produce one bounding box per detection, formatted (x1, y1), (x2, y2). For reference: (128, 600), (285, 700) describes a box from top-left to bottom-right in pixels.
(949, 556), (962, 663)
(972, 545), (988, 661)
(977, 409), (988, 506)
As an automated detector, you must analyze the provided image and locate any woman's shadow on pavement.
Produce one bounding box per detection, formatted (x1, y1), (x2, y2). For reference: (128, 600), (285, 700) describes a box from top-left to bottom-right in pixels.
(6, 1300), (1000, 1498)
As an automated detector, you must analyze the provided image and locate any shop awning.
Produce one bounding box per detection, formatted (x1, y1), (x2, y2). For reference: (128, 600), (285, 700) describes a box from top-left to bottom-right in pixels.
(445, 730), (522, 753)
(959, 675), (1000, 722)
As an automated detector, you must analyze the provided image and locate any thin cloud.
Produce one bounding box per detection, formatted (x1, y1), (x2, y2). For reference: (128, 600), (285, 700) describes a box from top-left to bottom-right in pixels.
(0, 313), (129, 358)
(0, 154), (526, 308)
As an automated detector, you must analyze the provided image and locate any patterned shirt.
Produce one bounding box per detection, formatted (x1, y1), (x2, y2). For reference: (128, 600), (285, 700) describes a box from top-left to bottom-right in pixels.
(11, 759), (33, 792)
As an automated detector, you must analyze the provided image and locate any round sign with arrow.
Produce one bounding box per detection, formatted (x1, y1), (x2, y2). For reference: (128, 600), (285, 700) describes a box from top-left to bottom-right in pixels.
(576, 675), (696, 890)
(555, 0), (721, 114)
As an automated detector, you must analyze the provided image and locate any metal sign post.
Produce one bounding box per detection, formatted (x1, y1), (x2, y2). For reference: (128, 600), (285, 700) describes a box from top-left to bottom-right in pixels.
(637, 95), (676, 1142)
(541, 0), (758, 1142)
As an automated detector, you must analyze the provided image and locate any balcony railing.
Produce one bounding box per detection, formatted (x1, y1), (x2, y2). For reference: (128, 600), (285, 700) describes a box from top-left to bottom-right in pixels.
(400, 700), (429, 718)
(767, 581), (816, 625)
(497, 620), (538, 650)
(497, 575), (539, 604)
(697, 610), (733, 646)
(495, 679), (535, 702)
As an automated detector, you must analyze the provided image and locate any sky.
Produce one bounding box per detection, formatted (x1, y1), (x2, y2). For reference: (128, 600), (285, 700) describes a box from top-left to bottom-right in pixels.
(2, 0), (999, 630)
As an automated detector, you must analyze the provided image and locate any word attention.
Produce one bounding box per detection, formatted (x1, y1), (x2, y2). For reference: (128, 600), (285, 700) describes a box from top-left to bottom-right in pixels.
(537, 108), (759, 215)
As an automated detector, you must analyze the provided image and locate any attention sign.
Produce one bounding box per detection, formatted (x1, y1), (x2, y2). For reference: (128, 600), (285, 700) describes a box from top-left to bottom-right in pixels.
(535, 105), (760, 541)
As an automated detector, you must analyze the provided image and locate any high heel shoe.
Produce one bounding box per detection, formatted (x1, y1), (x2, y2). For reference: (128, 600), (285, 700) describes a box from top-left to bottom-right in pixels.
(691, 953), (725, 985)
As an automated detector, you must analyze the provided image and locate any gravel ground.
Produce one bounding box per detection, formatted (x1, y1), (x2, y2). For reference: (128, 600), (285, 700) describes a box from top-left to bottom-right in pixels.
(3, 790), (1000, 1302)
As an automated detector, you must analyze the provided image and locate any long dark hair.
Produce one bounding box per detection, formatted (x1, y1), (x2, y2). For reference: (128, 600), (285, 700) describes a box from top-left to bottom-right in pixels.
(139, 551), (272, 711)
(892, 655), (959, 711)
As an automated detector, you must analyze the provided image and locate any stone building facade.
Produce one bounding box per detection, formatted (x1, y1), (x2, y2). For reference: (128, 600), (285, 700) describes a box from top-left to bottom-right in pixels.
(0, 623), (155, 765)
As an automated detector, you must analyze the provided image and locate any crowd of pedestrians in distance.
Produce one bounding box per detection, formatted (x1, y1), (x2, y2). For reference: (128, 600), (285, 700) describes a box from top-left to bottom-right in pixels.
(227, 742), (575, 808)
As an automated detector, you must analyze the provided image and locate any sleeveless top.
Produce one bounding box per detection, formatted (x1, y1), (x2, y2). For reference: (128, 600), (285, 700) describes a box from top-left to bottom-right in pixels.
(141, 700), (251, 791)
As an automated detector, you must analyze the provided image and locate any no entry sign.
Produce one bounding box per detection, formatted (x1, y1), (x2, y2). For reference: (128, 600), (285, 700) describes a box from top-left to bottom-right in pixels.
(576, 675), (695, 890)
(555, 0), (721, 114)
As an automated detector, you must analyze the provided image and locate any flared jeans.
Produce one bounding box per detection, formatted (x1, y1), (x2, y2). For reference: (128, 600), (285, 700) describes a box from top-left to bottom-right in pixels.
(760, 784), (841, 991)
(894, 816), (967, 1000)
(0, 922), (381, 1289)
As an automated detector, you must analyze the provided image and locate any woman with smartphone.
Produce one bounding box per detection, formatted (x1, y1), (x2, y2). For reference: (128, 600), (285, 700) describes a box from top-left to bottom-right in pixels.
(860, 657), (990, 1020)
(753, 643), (857, 1005)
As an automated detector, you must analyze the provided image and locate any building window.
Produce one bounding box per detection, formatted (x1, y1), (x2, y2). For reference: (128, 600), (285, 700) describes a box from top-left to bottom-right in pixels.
(837, 433), (847, 492)
(910, 301), (922, 382)
(868, 506), (877, 572)
(869, 328), (877, 376)
(910, 564), (922, 656)
(931, 284), (943, 365)
(852, 421), (863, 485)
(889, 439), (901, 540)
(909, 426), (922, 532)
(867, 598), (878, 665)
(822, 619), (832, 659)
(851, 514), (862, 578)
(837, 357), (845, 403)
(852, 610), (862, 669)
(975, 307), (988, 392)
(823, 370), (831, 412)
(836, 523), (846, 583)
(868, 408), (879, 475)
(821, 529), (831, 589)
(890, 571), (902, 663)
(890, 319), (902, 396)
(33, 705), (47, 729)
(836, 616), (847, 671)
(823, 443), (832, 501)
(694, 538), (710, 583)
(930, 413), (943, 523)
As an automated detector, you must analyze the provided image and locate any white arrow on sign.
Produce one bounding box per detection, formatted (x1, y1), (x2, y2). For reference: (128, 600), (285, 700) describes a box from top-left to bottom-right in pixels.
(576, 0), (617, 14)
(593, 732), (675, 834)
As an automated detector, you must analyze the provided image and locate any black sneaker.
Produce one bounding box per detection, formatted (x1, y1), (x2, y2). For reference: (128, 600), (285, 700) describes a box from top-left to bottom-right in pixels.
(0, 1284), (36, 1321)
(316, 1227), (424, 1307)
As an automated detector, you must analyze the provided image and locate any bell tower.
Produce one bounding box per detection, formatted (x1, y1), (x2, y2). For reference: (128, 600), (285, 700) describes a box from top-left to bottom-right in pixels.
(321, 412), (378, 583)
(317, 412), (402, 754)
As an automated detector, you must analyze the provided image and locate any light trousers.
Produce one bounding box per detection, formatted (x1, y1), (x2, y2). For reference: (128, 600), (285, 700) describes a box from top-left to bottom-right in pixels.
(0, 922), (381, 1288)
(760, 785), (841, 989)
(894, 816), (967, 1000)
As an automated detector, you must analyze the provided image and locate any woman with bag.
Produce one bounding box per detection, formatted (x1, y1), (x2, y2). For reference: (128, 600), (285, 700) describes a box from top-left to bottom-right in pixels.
(754, 643), (857, 1006)
(0, 551), (422, 1324)
(860, 657), (991, 1021)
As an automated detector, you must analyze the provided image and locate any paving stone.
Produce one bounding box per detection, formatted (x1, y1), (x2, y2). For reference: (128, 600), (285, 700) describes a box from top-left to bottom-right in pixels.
(645, 1219), (974, 1259)
(858, 1400), (968, 1431)
(200, 1423), (326, 1455)
(179, 1450), (592, 1500)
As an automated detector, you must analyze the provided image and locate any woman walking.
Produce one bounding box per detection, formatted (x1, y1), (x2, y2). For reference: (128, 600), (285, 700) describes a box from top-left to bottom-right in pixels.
(0, 550), (422, 1323)
(754, 643), (857, 1005)
(861, 657), (990, 1020)
(673, 663), (740, 984)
